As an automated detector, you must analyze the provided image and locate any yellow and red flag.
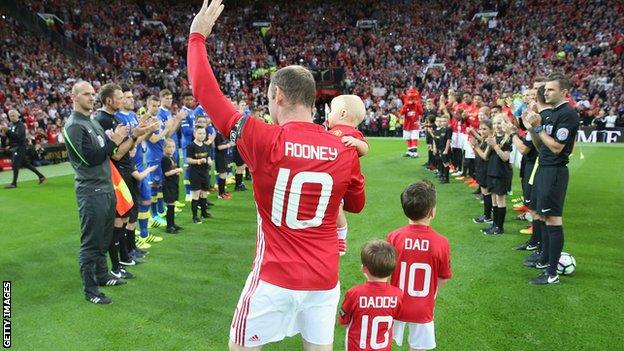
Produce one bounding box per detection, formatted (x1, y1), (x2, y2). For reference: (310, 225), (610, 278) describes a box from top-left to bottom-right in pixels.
(110, 160), (134, 215)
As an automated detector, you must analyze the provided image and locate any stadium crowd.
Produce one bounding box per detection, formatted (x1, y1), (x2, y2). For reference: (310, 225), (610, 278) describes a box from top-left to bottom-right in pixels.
(1, 0), (621, 147)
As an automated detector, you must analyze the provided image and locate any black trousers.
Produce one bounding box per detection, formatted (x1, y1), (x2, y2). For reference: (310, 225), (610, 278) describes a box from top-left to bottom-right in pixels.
(77, 192), (116, 295)
(11, 146), (44, 185)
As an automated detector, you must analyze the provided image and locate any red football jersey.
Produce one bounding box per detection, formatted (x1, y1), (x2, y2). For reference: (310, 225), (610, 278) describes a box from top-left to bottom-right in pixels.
(189, 33), (366, 290)
(339, 281), (404, 351)
(400, 103), (423, 131)
(329, 124), (367, 143)
(387, 224), (452, 323)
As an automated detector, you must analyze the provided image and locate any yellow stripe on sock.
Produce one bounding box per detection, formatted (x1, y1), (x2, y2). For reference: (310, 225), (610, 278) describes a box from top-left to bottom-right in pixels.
(138, 211), (150, 220)
(157, 192), (163, 199)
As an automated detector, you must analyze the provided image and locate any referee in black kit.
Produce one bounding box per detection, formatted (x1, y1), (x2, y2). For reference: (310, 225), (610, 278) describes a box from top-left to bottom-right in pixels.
(1, 109), (45, 188)
(63, 81), (148, 304)
(523, 74), (579, 285)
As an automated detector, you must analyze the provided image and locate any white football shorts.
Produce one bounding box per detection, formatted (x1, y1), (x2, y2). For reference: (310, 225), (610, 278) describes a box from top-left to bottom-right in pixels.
(393, 320), (436, 350)
(230, 274), (340, 348)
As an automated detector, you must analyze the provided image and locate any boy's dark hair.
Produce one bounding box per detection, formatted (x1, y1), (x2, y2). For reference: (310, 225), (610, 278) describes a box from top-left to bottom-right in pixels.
(146, 95), (160, 104)
(401, 180), (437, 221)
(361, 240), (397, 278)
(181, 90), (194, 98)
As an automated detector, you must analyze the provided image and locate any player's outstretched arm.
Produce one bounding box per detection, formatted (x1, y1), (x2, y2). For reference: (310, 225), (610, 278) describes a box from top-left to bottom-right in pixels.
(188, 0), (240, 136)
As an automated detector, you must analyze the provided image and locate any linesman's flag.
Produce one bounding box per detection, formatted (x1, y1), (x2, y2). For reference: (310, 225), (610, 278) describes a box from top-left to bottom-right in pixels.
(110, 160), (134, 215)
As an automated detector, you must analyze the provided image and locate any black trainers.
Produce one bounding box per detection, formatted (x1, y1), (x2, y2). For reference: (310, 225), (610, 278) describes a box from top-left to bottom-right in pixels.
(206, 200), (215, 207)
(523, 251), (542, 267)
(201, 212), (212, 219)
(130, 250), (145, 260)
(534, 261), (550, 269)
(234, 183), (247, 191)
(530, 271), (559, 285)
(514, 242), (538, 251)
(481, 224), (495, 233)
(119, 268), (135, 279)
(173, 224), (183, 231)
(85, 292), (112, 305)
(165, 226), (180, 234)
(111, 269), (135, 280)
(98, 277), (127, 287)
(473, 215), (493, 224)
(193, 217), (202, 224)
(119, 259), (137, 266)
(483, 226), (503, 235)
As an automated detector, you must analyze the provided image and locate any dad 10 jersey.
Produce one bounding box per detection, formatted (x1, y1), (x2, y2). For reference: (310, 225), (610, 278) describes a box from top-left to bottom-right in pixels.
(387, 224), (452, 323)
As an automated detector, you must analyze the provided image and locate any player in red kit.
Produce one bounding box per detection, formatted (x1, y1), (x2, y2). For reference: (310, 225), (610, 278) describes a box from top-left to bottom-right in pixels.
(400, 88), (424, 158)
(387, 181), (452, 350)
(188, 2), (366, 350)
(339, 240), (403, 351)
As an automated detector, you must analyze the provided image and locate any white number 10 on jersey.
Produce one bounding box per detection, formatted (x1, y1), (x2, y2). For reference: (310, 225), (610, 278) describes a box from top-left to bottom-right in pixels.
(398, 262), (432, 297)
(271, 168), (333, 229)
(359, 315), (393, 349)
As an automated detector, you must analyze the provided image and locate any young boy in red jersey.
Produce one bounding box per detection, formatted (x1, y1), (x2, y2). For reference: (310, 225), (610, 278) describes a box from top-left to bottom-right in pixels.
(339, 240), (404, 351)
(387, 181), (452, 350)
(327, 94), (368, 256)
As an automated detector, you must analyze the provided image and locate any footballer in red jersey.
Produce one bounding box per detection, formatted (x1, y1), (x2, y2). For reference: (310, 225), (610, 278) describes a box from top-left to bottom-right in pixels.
(400, 88), (424, 158)
(339, 240), (403, 351)
(386, 181), (452, 350)
(188, 2), (366, 350)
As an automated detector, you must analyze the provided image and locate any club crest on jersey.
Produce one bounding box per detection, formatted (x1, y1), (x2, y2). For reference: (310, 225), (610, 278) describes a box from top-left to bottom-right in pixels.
(556, 128), (569, 141)
(332, 129), (343, 137)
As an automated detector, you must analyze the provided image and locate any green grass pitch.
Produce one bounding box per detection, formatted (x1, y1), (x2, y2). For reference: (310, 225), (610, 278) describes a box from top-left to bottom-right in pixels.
(1, 139), (623, 350)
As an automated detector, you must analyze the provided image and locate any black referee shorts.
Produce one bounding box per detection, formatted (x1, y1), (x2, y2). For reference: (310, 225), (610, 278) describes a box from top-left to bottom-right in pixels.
(532, 165), (569, 217)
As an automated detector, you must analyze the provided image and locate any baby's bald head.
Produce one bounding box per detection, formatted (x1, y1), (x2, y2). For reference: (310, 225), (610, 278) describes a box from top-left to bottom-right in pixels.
(328, 95), (366, 128)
